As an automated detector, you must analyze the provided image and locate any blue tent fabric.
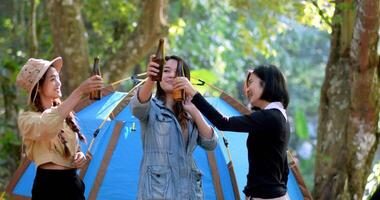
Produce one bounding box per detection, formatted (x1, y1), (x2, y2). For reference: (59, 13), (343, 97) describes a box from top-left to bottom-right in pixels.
(287, 169), (304, 199)
(8, 92), (305, 200)
(13, 162), (35, 196)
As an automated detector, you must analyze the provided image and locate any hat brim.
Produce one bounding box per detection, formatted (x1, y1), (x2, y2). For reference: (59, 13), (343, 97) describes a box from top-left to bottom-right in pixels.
(27, 57), (63, 105)
(49, 57), (63, 72)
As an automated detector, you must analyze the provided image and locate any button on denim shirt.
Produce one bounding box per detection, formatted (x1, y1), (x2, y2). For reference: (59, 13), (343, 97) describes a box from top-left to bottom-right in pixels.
(131, 92), (218, 200)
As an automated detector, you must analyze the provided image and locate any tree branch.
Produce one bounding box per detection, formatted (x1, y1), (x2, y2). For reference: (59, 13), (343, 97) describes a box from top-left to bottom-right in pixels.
(28, 0), (38, 57)
(105, 0), (169, 82)
(310, 0), (333, 27)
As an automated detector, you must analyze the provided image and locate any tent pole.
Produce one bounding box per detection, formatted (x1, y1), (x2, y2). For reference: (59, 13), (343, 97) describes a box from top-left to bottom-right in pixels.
(79, 79), (146, 180)
(207, 151), (225, 200)
(5, 158), (31, 198)
(219, 130), (241, 200)
(110, 72), (147, 87)
(88, 121), (124, 200)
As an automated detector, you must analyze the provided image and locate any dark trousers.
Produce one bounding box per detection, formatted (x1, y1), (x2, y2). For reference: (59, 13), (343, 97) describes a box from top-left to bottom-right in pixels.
(32, 167), (85, 200)
(372, 185), (380, 200)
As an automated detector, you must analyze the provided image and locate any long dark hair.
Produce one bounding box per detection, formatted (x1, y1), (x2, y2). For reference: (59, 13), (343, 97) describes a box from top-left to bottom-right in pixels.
(156, 55), (191, 130)
(30, 67), (86, 158)
(245, 64), (289, 109)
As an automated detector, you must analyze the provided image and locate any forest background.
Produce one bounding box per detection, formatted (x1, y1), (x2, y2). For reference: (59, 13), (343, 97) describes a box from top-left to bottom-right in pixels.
(0, 0), (379, 199)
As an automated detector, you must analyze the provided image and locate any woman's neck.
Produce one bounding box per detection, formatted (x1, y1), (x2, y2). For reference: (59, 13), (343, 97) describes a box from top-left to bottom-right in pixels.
(164, 94), (175, 111)
(40, 95), (53, 110)
(255, 100), (270, 110)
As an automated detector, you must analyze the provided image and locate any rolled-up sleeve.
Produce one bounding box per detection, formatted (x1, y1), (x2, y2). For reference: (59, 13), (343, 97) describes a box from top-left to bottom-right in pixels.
(18, 107), (64, 141)
(197, 127), (218, 151)
(130, 89), (151, 122)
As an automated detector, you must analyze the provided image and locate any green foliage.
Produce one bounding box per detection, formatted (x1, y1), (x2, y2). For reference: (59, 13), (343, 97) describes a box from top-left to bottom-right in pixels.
(297, 0), (334, 32)
(294, 108), (309, 139)
(299, 150), (316, 192)
(83, 0), (140, 59)
(0, 59), (23, 192)
(190, 69), (219, 96)
(0, 0), (335, 194)
(166, 3), (329, 191)
(162, 0), (329, 189)
(0, 127), (18, 190)
(167, 0), (329, 108)
(336, 2), (355, 11)
(0, 2), (27, 191)
(269, 23), (329, 117)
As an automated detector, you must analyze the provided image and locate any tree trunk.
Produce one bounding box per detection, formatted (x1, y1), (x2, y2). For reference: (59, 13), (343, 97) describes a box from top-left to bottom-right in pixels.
(46, 0), (90, 95)
(46, 0), (168, 92)
(105, 0), (169, 82)
(315, 0), (380, 199)
(28, 0), (38, 57)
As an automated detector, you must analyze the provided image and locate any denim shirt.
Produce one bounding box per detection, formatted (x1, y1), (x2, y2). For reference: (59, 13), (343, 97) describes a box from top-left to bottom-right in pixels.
(130, 92), (218, 200)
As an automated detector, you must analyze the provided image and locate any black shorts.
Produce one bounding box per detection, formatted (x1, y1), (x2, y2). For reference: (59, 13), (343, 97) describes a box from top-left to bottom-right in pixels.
(32, 167), (85, 200)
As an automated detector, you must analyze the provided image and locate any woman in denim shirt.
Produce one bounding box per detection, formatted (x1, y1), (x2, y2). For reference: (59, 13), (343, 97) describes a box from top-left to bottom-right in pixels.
(130, 55), (218, 200)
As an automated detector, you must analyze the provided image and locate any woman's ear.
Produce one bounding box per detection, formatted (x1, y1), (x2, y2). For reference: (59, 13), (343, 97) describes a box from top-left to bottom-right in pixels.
(243, 82), (249, 97)
(259, 80), (265, 87)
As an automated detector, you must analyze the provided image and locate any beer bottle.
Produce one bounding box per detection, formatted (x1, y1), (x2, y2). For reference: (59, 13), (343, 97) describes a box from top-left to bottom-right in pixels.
(89, 57), (102, 100)
(151, 39), (165, 81)
(173, 59), (185, 102)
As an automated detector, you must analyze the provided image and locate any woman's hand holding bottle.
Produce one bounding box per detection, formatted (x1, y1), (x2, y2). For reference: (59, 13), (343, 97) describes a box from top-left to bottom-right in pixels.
(174, 77), (197, 98)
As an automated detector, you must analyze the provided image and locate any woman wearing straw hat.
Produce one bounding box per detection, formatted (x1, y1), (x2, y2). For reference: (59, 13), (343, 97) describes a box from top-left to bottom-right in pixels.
(16, 57), (103, 200)
(175, 64), (291, 200)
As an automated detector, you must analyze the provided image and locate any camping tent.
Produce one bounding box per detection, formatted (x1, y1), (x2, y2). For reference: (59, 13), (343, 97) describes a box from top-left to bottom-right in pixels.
(6, 88), (311, 200)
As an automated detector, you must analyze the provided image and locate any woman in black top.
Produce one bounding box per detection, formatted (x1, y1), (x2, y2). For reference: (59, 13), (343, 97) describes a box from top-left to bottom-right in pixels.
(174, 64), (290, 200)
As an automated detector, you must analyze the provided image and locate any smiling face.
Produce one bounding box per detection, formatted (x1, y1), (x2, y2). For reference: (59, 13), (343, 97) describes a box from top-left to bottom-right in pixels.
(245, 73), (264, 107)
(159, 59), (178, 94)
(39, 67), (62, 101)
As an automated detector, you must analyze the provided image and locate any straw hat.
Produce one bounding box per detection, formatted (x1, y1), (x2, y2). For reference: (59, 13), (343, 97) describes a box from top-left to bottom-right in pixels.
(16, 57), (63, 104)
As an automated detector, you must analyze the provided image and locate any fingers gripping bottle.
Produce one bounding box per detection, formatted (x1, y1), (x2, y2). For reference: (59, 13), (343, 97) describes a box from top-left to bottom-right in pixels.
(151, 39), (165, 81)
(89, 57), (102, 100)
(173, 59), (185, 102)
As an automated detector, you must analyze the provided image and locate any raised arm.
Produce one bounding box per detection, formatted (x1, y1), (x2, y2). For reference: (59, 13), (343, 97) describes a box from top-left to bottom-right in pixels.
(139, 55), (160, 102)
(183, 97), (214, 139)
(175, 77), (262, 133)
(19, 75), (103, 140)
(58, 75), (103, 118)
(130, 55), (160, 121)
(191, 93), (258, 132)
(183, 97), (217, 150)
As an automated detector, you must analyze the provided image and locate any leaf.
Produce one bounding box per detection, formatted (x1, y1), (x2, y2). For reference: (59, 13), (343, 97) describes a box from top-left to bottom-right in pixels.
(190, 69), (218, 95)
